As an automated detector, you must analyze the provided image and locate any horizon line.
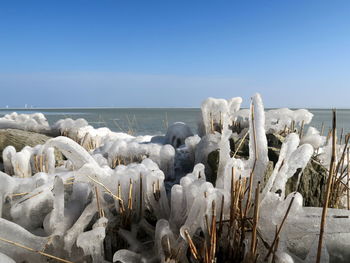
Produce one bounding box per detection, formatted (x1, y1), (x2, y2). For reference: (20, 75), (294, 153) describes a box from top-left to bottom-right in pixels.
(0, 106), (348, 111)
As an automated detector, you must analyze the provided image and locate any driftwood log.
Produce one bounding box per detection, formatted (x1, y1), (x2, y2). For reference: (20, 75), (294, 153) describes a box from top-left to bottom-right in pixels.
(0, 129), (63, 163)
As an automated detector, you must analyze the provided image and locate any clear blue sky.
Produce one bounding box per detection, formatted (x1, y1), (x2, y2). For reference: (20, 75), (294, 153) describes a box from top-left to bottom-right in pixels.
(0, 0), (349, 108)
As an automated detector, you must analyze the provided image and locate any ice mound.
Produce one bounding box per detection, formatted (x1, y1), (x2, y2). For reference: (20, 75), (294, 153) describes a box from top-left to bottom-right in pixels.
(201, 97), (242, 135)
(0, 112), (50, 133)
(265, 108), (314, 134)
(164, 122), (193, 148)
(0, 94), (348, 263)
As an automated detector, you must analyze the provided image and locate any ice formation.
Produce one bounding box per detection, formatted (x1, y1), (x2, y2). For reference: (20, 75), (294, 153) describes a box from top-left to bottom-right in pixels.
(0, 94), (349, 263)
(0, 112), (50, 133)
(164, 122), (193, 148)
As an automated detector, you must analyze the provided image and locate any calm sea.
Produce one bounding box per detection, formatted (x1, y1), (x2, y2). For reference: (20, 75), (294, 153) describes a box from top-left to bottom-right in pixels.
(0, 108), (349, 136)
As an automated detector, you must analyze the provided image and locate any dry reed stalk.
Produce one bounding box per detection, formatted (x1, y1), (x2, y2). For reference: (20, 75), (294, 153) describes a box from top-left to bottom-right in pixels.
(271, 234), (280, 263)
(10, 192), (29, 197)
(95, 186), (103, 218)
(233, 131), (249, 158)
(39, 155), (43, 173)
(45, 157), (49, 173)
(209, 112), (213, 134)
(203, 191), (211, 238)
(264, 193), (296, 261)
(112, 158), (117, 169)
(34, 155), (39, 172)
(166, 237), (172, 262)
(184, 229), (200, 261)
(86, 175), (123, 203)
(205, 214), (211, 237)
(331, 134), (350, 206)
(112, 119), (126, 134)
(326, 129), (332, 145)
(41, 235), (53, 253)
(18, 191), (44, 204)
(347, 148), (350, 210)
(246, 218), (270, 250)
(117, 183), (125, 214)
(0, 236), (73, 263)
(65, 177), (75, 182)
(320, 122), (325, 136)
(139, 173), (143, 219)
(153, 180), (161, 201)
(230, 167), (236, 228)
(163, 112), (169, 130)
(218, 195), (224, 237)
(316, 109), (337, 263)
(127, 179), (133, 211)
(245, 101), (258, 217)
(281, 124), (287, 135)
(290, 120), (295, 133)
(299, 120), (305, 139)
(238, 191), (246, 259)
(250, 182), (260, 257)
(335, 135), (349, 176)
(209, 200), (216, 262)
(339, 128), (344, 144)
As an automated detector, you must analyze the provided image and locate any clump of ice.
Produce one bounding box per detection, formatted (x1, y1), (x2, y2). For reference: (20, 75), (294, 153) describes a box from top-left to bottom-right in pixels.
(164, 122), (193, 148)
(51, 118), (88, 137)
(0, 112), (50, 133)
(265, 108), (313, 134)
(248, 93), (269, 193)
(184, 135), (201, 164)
(2, 146), (16, 176)
(76, 217), (108, 262)
(201, 97), (242, 135)
(301, 127), (326, 149)
(0, 252), (16, 263)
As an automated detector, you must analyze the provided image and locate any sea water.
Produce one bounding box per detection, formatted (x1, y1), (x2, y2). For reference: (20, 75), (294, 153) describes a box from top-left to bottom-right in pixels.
(0, 108), (349, 136)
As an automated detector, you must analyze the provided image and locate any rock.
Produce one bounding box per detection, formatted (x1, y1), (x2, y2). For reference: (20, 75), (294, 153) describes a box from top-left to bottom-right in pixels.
(266, 133), (285, 148)
(268, 147), (280, 166)
(0, 129), (63, 163)
(285, 157), (327, 207)
(233, 136), (249, 159)
(195, 133), (220, 182)
(263, 161), (274, 186)
(234, 133), (285, 160)
(207, 149), (219, 185)
(229, 138), (235, 154)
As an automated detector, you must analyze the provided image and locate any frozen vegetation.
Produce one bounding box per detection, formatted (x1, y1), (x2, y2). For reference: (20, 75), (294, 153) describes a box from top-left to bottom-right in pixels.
(0, 93), (349, 263)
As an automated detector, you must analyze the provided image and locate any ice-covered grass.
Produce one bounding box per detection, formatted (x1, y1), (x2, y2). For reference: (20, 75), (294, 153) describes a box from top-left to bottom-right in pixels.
(0, 94), (349, 263)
